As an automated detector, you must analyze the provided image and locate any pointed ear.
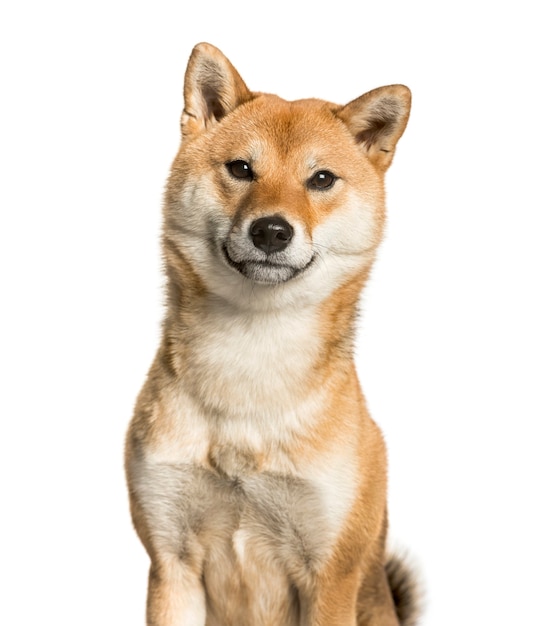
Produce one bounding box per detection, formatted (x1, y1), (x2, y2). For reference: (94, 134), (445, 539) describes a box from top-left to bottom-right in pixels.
(181, 42), (253, 138)
(337, 85), (411, 171)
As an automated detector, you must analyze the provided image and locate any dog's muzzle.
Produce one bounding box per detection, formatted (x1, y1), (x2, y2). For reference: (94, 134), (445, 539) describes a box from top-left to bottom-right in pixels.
(222, 214), (314, 285)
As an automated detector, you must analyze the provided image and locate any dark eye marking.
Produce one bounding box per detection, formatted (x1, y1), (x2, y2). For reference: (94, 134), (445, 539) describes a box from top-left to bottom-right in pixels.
(226, 160), (254, 180)
(307, 170), (337, 191)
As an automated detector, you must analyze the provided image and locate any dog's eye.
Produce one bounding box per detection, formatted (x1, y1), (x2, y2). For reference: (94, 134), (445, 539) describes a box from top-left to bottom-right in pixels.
(227, 160), (254, 180)
(308, 170), (337, 190)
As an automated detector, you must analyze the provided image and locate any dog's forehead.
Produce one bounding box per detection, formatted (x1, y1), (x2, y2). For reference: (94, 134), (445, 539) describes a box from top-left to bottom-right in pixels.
(250, 97), (341, 141)
(211, 95), (356, 167)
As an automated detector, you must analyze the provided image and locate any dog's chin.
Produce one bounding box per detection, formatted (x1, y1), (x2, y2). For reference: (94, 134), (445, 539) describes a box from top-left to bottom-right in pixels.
(222, 245), (313, 285)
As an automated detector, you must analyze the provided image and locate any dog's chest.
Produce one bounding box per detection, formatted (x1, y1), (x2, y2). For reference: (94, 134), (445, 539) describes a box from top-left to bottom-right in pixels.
(132, 303), (354, 621)
(135, 458), (333, 624)
(137, 458), (333, 560)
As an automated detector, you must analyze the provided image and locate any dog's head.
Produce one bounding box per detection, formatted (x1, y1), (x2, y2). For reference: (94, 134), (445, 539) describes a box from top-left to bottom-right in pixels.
(164, 43), (410, 307)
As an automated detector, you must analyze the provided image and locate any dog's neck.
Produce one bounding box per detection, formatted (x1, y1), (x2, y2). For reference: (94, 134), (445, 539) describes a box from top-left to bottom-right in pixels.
(158, 268), (368, 424)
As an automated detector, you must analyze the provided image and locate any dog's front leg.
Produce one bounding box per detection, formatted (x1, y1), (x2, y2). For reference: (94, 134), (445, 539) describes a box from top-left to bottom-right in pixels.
(126, 437), (211, 626)
(146, 555), (206, 626)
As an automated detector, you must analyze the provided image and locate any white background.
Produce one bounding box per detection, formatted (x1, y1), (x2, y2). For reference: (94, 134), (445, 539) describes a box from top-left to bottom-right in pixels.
(1, 1), (543, 625)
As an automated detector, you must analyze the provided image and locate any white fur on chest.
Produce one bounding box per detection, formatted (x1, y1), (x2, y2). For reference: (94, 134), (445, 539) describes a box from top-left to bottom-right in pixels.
(184, 300), (322, 423)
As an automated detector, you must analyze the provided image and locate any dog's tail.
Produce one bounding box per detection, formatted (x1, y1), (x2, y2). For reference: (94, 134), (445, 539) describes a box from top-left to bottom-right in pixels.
(386, 553), (422, 626)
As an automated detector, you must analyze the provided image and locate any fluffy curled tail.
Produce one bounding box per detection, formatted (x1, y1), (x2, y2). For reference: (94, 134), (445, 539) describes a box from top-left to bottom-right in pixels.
(386, 553), (422, 626)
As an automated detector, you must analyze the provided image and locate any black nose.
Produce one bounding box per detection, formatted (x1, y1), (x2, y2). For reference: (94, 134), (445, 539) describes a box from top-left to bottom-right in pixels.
(249, 216), (293, 254)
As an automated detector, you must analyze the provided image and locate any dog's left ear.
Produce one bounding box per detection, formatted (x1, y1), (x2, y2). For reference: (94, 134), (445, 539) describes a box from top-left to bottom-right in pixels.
(337, 85), (411, 171)
(181, 42), (253, 138)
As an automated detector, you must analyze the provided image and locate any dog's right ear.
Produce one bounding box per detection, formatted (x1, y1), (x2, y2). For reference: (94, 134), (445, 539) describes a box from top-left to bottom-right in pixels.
(181, 43), (253, 138)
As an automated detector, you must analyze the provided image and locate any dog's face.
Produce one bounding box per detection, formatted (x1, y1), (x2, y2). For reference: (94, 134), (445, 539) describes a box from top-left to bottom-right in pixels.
(164, 44), (410, 307)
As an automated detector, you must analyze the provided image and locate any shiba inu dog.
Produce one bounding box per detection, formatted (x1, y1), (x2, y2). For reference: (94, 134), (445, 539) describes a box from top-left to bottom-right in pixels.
(125, 42), (418, 626)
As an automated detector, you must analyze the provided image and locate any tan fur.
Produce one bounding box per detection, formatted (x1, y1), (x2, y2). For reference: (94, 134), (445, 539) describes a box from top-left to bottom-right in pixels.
(126, 42), (417, 626)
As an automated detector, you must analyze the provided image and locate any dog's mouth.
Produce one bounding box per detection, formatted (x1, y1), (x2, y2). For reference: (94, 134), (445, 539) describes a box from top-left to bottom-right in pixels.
(222, 244), (315, 285)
